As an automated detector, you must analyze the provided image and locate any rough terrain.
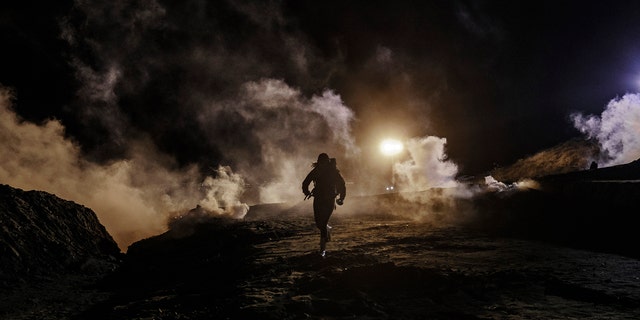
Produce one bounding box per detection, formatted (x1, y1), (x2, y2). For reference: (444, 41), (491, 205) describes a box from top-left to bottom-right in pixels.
(2, 161), (640, 319)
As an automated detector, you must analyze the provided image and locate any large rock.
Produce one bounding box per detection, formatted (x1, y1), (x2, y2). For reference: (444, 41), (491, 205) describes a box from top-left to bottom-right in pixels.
(0, 184), (120, 284)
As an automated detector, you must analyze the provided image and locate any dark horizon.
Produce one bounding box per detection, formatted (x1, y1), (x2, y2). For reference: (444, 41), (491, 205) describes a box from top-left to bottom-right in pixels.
(3, 1), (640, 175)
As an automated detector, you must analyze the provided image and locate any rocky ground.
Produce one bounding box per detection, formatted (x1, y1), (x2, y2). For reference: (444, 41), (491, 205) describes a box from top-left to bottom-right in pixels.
(2, 164), (640, 319)
(69, 214), (640, 319)
(247, 219), (640, 319)
(0, 184), (120, 320)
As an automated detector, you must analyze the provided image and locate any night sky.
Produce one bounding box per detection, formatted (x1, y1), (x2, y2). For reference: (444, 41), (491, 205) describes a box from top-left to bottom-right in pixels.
(2, 1), (639, 169)
(2, 0), (640, 190)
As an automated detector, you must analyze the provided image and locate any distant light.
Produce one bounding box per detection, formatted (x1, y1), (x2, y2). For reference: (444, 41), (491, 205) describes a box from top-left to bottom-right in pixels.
(380, 139), (404, 156)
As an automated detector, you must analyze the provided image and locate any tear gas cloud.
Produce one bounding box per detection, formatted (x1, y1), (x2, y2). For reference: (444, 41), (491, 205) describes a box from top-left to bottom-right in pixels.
(572, 93), (640, 166)
(4, 80), (463, 247)
(373, 136), (472, 222)
(2, 77), (472, 249)
(484, 176), (540, 193)
(0, 87), (247, 249)
(198, 167), (248, 219)
(3, 0), (364, 249)
(4, 0), (602, 249)
(3, 0), (363, 248)
(387, 136), (537, 221)
(59, 0), (359, 205)
(393, 136), (459, 193)
(485, 92), (640, 182)
(207, 79), (358, 204)
(0, 75), (363, 248)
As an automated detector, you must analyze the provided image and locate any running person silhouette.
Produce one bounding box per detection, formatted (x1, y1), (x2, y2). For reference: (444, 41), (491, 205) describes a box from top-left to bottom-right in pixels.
(302, 153), (346, 257)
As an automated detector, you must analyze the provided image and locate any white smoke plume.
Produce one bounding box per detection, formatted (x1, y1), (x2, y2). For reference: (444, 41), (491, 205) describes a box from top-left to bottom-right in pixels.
(0, 86), (248, 250)
(199, 166), (249, 219)
(59, 0), (360, 205)
(200, 78), (358, 204)
(1, 0), (362, 251)
(484, 176), (540, 193)
(384, 136), (540, 222)
(572, 93), (640, 166)
(385, 135), (469, 218)
(394, 136), (459, 193)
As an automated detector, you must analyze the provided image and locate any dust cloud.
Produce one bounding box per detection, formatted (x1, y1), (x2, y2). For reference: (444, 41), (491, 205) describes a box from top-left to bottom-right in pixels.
(0, 86), (247, 250)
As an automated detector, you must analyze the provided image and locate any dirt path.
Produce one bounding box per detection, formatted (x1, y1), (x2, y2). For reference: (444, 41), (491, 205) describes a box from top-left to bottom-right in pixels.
(238, 216), (640, 319)
(6, 215), (639, 319)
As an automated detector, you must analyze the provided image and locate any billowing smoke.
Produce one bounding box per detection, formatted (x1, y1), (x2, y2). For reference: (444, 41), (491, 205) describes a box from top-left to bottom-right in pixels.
(484, 176), (539, 193)
(0, 76), (358, 248)
(1, 0), (363, 249)
(5, 0), (578, 247)
(382, 136), (541, 222)
(572, 93), (640, 166)
(202, 78), (358, 204)
(58, 0), (359, 205)
(394, 136), (459, 192)
(0, 86), (247, 250)
(198, 166), (249, 219)
(381, 136), (469, 220)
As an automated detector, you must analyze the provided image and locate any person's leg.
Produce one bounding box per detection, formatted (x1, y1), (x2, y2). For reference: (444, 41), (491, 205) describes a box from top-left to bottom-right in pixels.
(314, 197), (334, 254)
(313, 199), (328, 238)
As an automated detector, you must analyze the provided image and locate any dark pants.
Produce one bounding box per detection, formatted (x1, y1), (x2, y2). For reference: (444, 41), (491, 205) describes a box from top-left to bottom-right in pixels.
(313, 196), (334, 239)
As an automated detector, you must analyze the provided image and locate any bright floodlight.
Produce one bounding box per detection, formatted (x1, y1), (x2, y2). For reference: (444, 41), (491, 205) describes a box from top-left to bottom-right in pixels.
(380, 139), (403, 156)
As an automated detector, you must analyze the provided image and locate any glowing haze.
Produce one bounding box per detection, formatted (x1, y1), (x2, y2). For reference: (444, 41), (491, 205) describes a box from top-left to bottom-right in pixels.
(380, 139), (404, 156)
(3, 1), (640, 249)
(0, 86), (250, 249)
(394, 136), (459, 192)
(1, 81), (464, 249)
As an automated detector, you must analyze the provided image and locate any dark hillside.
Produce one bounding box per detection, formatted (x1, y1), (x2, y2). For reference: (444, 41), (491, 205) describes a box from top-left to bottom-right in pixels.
(0, 184), (121, 285)
(471, 160), (640, 258)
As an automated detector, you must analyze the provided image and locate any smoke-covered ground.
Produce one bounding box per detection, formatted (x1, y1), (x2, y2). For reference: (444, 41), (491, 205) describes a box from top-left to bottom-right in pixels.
(3, 0), (640, 253)
(3, 168), (640, 319)
(4, 85), (640, 251)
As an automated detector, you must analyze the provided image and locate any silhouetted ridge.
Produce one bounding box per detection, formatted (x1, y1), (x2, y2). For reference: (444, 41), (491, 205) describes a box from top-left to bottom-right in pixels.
(541, 158), (640, 182)
(0, 184), (120, 285)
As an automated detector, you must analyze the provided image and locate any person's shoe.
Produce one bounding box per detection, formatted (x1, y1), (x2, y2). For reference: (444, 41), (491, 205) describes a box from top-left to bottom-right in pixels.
(320, 250), (326, 258)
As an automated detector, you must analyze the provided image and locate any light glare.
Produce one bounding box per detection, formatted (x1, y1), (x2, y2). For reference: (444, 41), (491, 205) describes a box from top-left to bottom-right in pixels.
(380, 139), (404, 156)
